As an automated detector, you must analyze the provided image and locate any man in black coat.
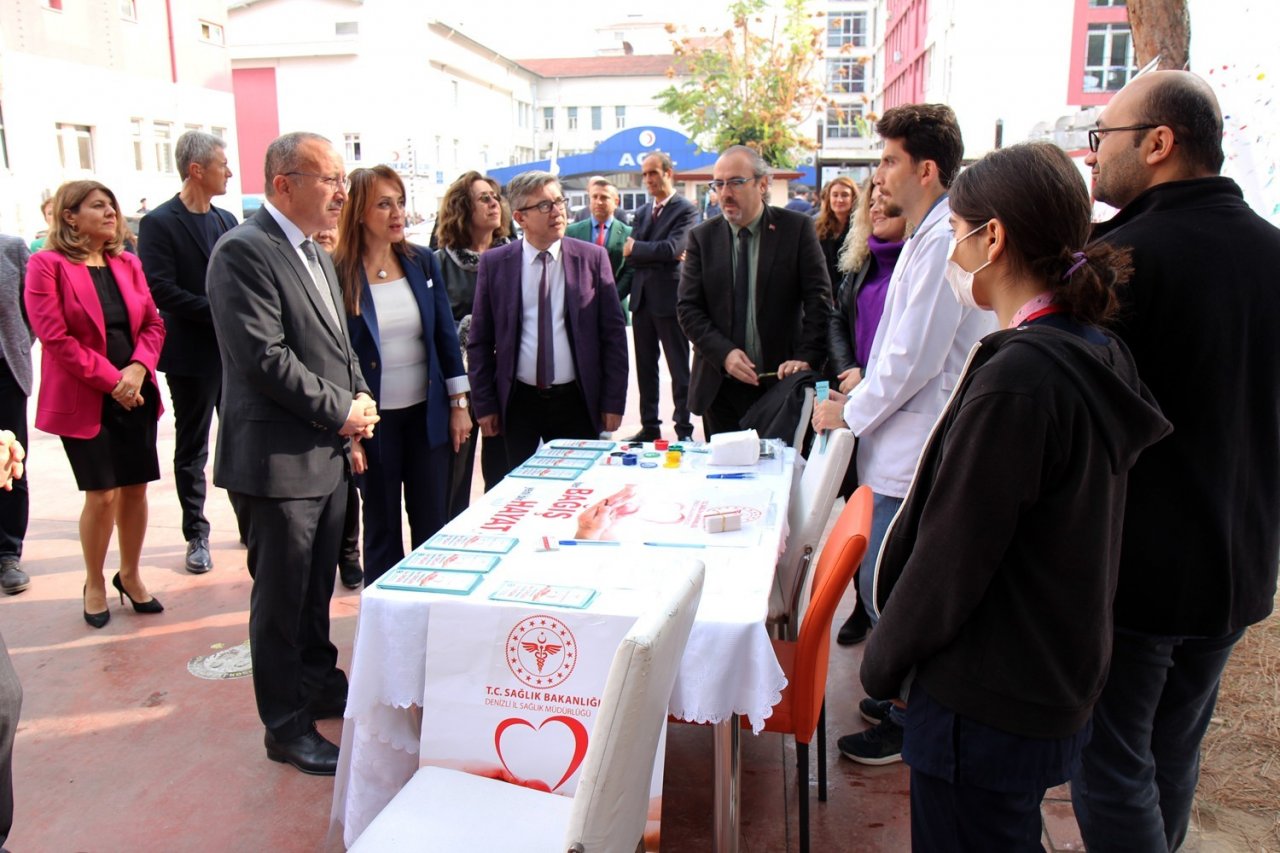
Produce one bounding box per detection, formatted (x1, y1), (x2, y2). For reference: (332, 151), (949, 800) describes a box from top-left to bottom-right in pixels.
(1071, 70), (1280, 852)
(622, 152), (697, 441)
(677, 145), (831, 437)
(138, 131), (238, 573)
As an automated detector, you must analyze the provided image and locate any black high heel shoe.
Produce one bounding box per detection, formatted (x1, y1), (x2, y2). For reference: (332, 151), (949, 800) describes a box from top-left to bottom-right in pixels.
(83, 585), (110, 629)
(112, 572), (164, 614)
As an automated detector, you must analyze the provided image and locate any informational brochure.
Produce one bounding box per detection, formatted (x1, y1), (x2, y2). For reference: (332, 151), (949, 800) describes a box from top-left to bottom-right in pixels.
(532, 448), (605, 461)
(508, 465), (581, 481)
(398, 550), (500, 573)
(488, 580), (597, 610)
(425, 533), (519, 554)
(525, 456), (597, 470)
(376, 568), (485, 595)
(547, 439), (616, 451)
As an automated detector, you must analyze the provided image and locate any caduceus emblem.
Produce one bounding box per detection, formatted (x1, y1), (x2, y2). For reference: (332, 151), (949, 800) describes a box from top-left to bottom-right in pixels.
(521, 631), (563, 673)
(507, 616), (578, 688)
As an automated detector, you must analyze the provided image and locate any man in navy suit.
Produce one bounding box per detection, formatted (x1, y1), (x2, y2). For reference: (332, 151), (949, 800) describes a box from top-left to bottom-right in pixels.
(622, 151), (696, 441)
(468, 171), (628, 476)
(139, 131), (238, 573)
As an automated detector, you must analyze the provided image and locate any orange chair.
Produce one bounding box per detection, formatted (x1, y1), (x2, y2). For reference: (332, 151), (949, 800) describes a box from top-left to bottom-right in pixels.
(757, 485), (872, 853)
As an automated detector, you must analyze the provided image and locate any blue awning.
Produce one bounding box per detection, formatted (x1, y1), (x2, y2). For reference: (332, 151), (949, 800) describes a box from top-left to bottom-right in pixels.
(487, 126), (718, 185)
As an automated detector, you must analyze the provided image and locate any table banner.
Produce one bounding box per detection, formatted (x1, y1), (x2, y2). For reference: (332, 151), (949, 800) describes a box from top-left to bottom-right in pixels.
(420, 601), (665, 840)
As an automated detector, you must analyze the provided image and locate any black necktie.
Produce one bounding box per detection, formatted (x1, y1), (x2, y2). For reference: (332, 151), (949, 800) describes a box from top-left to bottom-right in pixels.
(535, 251), (553, 388)
(732, 228), (750, 348)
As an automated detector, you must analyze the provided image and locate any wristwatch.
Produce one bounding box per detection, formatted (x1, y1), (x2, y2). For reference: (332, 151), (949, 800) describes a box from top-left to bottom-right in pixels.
(450, 396), (469, 409)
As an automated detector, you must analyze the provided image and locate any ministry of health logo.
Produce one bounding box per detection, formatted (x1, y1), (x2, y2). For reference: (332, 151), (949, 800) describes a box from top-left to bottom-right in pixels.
(506, 615), (577, 689)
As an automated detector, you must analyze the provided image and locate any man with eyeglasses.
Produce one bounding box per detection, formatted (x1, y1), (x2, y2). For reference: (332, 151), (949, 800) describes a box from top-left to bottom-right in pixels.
(208, 131), (379, 776)
(676, 144), (831, 438)
(620, 151), (697, 442)
(1070, 70), (1280, 853)
(467, 171), (628, 477)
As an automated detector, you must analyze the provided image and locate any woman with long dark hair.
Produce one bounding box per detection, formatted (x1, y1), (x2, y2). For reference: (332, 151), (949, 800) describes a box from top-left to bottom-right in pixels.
(815, 142), (1172, 849)
(814, 176), (858, 295)
(26, 181), (167, 627)
(334, 166), (469, 584)
(434, 171), (511, 502)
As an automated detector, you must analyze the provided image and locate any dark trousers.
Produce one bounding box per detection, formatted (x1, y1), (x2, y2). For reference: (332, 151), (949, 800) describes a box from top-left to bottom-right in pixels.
(502, 382), (596, 476)
(910, 769), (1046, 852)
(165, 372), (220, 541)
(480, 434), (509, 493)
(632, 307), (692, 435)
(229, 485), (349, 742)
(340, 478), (360, 566)
(702, 378), (768, 438)
(0, 363), (27, 559)
(447, 427), (478, 520)
(358, 402), (449, 585)
(1072, 628), (1243, 852)
(0, 631), (21, 848)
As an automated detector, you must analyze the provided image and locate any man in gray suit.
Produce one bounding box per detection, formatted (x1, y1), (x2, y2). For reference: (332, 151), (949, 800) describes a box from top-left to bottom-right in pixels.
(0, 235), (31, 594)
(207, 132), (378, 775)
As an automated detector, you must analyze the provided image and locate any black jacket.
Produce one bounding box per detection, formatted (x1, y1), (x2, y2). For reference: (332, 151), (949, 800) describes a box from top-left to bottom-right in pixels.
(1094, 177), (1280, 637)
(862, 320), (1170, 738)
(827, 260), (871, 374)
(137, 193), (237, 376)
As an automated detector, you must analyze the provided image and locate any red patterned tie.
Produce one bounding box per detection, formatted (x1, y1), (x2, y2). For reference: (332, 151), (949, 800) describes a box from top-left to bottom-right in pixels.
(596, 224), (606, 246)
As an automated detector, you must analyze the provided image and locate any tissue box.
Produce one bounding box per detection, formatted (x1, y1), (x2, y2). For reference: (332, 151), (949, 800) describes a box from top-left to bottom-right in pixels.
(704, 510), (743, 533)
(708, 429), (760, 466)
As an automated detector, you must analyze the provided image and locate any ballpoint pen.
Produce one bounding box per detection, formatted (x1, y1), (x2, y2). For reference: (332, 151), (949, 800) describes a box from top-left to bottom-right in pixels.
(706, 473), (756, 479)
(557, 539), (622, 546)
(643, 541), (707, 548)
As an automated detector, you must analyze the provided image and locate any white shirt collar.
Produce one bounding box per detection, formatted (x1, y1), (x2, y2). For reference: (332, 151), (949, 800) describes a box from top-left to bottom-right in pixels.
(522, 238), (562, 264)
(263, 199), (309, 249)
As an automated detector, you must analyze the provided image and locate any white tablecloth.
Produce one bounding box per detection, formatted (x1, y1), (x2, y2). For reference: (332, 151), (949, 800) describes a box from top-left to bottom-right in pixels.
(330, 447), (795, 846)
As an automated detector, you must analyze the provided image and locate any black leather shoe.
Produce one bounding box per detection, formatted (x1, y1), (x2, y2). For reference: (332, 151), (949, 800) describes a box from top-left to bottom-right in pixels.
(185, 537), (213, 574)
(622, 427), (661, 443)
(264, 727), (339, 775)
(675, 431), (695, 443)
(0, 556), (29, 595)
(836, 605), (871, 646)
(339, 560), (363, 590)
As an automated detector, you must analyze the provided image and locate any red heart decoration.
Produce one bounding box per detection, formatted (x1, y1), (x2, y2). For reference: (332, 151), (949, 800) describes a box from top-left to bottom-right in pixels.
(494, 715), (590, 792)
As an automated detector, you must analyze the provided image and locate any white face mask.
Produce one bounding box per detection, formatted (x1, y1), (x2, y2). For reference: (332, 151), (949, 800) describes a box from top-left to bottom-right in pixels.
(944, 223), (992, 310)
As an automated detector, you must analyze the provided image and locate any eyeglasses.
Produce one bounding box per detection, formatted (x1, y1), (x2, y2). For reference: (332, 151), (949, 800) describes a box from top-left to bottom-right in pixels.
(707, 177), (755, 193)
(1087, 125), (1160, 153)
(286, 171), (346, 189)
(473, 193), (501, 206)
(516, 198), (568, 215)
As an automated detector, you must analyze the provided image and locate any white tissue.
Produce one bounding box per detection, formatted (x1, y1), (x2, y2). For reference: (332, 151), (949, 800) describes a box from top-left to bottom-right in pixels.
(708, 429), (761, 466)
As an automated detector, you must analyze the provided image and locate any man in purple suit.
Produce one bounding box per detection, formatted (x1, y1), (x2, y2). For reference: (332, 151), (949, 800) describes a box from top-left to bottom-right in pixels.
(467, 171), (629, 476)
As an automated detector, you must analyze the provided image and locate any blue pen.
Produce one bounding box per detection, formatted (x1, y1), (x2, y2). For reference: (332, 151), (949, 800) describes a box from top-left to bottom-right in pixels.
(706, 473), (756, 480)
(643, 541), (707, 549)
(558, 539), (621, 546)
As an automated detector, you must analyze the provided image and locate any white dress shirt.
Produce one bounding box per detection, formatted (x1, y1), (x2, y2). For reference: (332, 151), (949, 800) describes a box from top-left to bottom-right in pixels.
(516, 239), (576, 387)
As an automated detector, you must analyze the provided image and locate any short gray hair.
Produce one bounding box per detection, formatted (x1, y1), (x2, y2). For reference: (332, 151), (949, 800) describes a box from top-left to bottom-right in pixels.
(506, 171), (560, 211)
(720, 144), (769, 177)
(264, 131), (330, 197)
(176, 131), (225, 178)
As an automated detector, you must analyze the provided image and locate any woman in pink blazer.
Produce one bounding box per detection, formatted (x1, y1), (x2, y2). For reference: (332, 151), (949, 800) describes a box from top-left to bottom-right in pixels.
(25, 181), (167, 628)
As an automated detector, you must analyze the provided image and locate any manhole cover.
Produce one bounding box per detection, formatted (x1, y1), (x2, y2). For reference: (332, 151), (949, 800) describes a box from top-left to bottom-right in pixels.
(188, 640), (253, 680)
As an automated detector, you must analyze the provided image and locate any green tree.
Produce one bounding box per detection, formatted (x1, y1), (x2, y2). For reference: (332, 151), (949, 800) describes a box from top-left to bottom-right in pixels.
(657, 0), (824, 168)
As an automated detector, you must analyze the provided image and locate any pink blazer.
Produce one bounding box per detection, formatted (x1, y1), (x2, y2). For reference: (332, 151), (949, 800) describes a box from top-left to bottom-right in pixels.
(25, 250), (166, 439)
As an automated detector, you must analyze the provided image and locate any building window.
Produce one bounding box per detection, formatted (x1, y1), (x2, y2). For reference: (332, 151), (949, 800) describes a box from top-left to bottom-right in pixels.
(827, 58), (866, 94)
(452, 139), (459, 166)
(828, 11), (868, 48)
(1084, 23), (1136, 92)
(199, 21), (224, 44)
(211, 126), (227, 142)
(131, 118), (145, 171)
(345, 133), (362, 162)
(826, 104), (866, 140)
(567, 107), (578, 130)
(451, 80), (460, 107)
(153, 121), (175, 173)
(335, 21), (358, 36)
(56, 123), (94, 171)
(119, 0), (137, 21)
(591, 106), (602, 131)
(1089, 0), (1126, 5)
(543, 107), (554, 131)
(614, 105), (626, 129)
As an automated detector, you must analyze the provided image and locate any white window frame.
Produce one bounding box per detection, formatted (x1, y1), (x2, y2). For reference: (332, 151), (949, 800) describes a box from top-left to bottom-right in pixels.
(1084, 23), (1137, 92)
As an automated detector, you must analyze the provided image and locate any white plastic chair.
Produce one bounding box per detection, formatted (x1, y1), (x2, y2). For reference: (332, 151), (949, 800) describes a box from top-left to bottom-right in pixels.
(768, 427), (853, 641)
(349, 561), (706, 853)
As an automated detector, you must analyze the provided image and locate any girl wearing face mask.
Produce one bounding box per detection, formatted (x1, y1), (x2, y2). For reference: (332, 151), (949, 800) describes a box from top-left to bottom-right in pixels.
(853, 142), (1172, 849)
